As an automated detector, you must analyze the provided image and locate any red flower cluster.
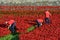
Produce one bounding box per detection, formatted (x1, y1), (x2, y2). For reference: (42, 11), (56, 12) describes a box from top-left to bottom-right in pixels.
(0, 13), (60, 40)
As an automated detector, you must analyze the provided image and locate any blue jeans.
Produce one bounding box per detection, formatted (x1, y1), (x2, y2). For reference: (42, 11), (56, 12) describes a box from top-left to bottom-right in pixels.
(45, 18), (50, 24)
(9, 22), (16, 34)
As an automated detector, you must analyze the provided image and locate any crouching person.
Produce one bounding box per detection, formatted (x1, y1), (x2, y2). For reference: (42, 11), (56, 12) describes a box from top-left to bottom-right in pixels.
(35, 19), (43, 27)
(5, 20), (16, 34)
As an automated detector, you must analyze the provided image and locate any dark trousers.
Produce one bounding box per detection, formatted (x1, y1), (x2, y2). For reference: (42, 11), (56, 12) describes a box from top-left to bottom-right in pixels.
(45, 18), (50, 24)
(9, 22), (16, 34)
(36, 20), (42, 27)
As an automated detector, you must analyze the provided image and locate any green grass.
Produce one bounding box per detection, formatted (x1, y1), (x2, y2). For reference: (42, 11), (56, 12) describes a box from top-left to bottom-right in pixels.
(27, 26), (36, 32)
(0, 33), (19, 40)
(0, 26), (36, 40)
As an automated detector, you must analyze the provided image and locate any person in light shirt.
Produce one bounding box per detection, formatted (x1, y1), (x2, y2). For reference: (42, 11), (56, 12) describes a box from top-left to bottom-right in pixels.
(5, 20), (16, 34)
(36, 19), (43, 27)
(45, 10), (51, 24)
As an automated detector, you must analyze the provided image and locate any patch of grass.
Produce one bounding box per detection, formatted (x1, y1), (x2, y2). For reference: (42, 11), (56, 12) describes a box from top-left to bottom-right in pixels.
(0, 33), (19, 40)
(27, 26), (36, 32)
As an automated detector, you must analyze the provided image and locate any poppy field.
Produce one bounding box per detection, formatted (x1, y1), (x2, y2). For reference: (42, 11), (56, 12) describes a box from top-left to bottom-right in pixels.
(0, 6), (60, 40)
